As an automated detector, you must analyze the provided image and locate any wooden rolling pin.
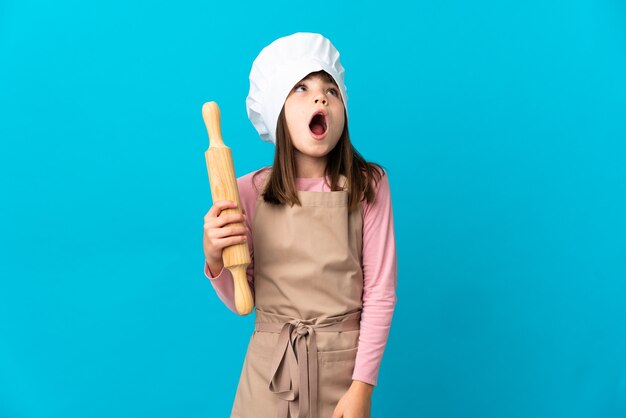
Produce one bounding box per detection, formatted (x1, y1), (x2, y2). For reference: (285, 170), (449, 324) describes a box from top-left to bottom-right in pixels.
(202, 101), (253, 315)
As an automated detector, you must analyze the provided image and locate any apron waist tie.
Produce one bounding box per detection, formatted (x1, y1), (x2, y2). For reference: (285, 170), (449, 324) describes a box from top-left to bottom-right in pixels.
(255, 312), (361, 418)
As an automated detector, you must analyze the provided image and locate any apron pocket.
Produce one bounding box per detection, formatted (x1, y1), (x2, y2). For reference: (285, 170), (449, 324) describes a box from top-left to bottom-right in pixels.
(316, 347), (358, 416)
(318, 346), (359, 363)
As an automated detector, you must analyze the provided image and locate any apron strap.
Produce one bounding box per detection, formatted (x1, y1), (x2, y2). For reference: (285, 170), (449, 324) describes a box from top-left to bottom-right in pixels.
(255, 313), (360, 418)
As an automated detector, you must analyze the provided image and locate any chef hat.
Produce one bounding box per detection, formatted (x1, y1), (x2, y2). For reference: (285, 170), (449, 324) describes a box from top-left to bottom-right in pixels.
(246, 32), (348, 144)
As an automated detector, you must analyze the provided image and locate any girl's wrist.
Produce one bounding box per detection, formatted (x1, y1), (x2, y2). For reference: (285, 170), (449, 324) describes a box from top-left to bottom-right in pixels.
(206, 257), (224, 274)
(351, 380), (374, 396)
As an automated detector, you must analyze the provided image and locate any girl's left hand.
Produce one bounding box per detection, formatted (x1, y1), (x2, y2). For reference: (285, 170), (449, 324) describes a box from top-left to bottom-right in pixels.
(332, 381), (373, 418)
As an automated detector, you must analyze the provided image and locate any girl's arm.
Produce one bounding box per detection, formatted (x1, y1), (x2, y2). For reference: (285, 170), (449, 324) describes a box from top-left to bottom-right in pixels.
(204, 250), (254, 314)
(352, 169), (398, 386)
(204, 172), (259, 314)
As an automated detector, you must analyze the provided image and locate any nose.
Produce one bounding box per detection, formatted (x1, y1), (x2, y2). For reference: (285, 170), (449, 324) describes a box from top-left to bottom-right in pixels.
(314, 92), (328, 105)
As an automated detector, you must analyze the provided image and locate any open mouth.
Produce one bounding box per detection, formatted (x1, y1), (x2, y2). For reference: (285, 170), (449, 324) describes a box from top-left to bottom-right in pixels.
(309, 112), (328, 136)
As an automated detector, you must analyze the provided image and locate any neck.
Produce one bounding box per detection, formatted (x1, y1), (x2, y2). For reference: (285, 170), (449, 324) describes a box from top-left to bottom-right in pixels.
(295, 154), (327, 178)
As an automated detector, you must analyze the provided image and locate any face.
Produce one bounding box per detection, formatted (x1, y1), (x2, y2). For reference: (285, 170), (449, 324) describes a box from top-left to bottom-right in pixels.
(283, 72), (346, 165)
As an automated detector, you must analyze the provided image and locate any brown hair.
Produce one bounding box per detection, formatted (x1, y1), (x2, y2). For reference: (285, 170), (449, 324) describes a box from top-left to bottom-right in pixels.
(253, 70), (385, 212)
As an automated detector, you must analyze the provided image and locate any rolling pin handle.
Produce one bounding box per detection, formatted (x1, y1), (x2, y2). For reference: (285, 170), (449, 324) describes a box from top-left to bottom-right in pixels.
(202, 102), (225, 147)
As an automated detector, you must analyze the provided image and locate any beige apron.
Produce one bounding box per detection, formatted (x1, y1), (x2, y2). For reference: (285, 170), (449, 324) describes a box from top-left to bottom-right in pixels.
(231, 173), (364, 418)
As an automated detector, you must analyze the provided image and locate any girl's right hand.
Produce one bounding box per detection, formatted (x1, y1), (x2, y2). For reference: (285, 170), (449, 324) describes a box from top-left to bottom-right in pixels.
(203, 200), (248, 271)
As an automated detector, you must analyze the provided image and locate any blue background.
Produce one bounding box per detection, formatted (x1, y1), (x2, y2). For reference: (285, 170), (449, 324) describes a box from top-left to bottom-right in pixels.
(1, 0), (625, 417)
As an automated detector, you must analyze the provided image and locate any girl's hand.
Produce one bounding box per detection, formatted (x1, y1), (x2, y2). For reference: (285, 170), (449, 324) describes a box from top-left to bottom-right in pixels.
(332, 381), (373, 418)
(203, 200), (247, 271)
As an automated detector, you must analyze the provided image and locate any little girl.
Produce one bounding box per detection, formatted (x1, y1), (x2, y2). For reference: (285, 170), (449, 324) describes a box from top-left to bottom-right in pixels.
(202, 32), (397, 418)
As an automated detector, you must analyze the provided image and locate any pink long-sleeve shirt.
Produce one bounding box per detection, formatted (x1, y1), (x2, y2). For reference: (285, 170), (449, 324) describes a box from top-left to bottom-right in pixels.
(204, 167), (397, 386)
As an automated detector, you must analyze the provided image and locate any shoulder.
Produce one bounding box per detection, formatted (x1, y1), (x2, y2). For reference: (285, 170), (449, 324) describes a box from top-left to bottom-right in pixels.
(370, 166), (389, 189)
(237, 166), (271, 197)
(361, 167), (391, 214)
(365, 165), (390, 199)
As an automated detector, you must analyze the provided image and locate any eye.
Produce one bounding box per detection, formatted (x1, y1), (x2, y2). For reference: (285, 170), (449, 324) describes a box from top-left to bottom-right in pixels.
(327, 87), (339, 97)
(294, 84), (306, 92)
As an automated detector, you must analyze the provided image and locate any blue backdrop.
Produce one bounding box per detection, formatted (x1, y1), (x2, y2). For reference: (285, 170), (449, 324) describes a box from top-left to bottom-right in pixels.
(1, 0), (625, 417)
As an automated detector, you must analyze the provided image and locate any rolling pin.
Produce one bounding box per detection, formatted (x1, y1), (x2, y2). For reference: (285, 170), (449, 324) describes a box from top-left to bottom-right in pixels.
(202, 101), (253, 315)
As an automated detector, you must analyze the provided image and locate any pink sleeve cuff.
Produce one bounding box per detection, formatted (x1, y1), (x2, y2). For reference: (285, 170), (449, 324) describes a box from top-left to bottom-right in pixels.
(204, 259), (225, 279)
(204, 260), (238, 313)
(351, 373), (377, 386)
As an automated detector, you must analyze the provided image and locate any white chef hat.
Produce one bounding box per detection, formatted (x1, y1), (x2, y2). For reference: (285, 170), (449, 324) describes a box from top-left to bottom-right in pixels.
(246, 32), (348, 144)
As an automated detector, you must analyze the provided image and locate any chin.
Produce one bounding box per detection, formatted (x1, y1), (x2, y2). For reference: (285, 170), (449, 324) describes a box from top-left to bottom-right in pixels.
(307, 149), (331, 158)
